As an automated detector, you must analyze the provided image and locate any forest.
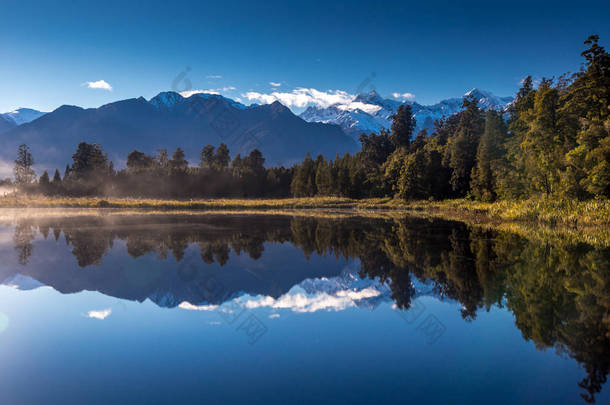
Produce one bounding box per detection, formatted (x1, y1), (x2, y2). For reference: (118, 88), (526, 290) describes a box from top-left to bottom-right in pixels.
(9, 35), (610, 202)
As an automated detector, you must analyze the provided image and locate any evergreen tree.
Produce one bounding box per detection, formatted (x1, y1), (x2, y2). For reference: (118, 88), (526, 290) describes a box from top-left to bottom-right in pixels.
(562, 35), (610, 198)
(521, 78), (564, 195)
(214, 143), (231, 170)
(315, 156), (333, 195)
(169, 148), (188, 173)
(200, 145), (215, 168)
(71, 142), (112, 178)
(126, 150), (154, 172)
(39, 170), (50, 193)
(14, 144), (36, 184)
(156, 149), (170, 171)
(471, 110), (508, 201)
(389, 104), (416, 148)
(291, 153), (316, 197)
(445, 95), (485, 195)
(52, 169), (62, 184)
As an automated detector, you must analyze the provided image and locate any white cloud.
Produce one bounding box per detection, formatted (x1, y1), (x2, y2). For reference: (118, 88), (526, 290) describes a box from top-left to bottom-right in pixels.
(178, 302), (218, 311)
(87, 308), (112, 320)
(269, 82), (282, 87)
(269, 313), (280, 319)
(242, 87), (381, 112)
(206, 75), (222, 79)
(391, 92), (415, 100)
(221, 86), (236, 91)
(85, 80), (112, 91)
(179, 89), (220, 97)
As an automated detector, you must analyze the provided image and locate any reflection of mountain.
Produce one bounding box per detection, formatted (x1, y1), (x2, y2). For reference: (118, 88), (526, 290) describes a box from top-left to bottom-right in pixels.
(0, 212), (608, 403)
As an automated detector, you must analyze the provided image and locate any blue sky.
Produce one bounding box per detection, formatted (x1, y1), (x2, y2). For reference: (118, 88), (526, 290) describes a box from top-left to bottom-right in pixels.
(1, 0), (609, 113)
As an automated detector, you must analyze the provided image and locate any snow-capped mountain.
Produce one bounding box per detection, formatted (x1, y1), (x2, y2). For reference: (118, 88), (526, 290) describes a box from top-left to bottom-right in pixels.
(181, 264), (444, 313)
(1, 108), (46, 126)
(2, 274), (45, 290)
(300, 89), (514, 141)
(0, 91), (357, 169)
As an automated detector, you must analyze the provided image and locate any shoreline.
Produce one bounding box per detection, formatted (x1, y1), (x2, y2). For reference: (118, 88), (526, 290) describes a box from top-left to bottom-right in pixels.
(0, 195), (608, 225)
(0, 196), (608, 247)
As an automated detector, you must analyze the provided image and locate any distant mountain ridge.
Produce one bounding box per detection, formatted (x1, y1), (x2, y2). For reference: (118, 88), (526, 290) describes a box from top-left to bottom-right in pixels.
(0, 92), (357, 171)
(300, 88), (514, 140)
(0, 108), (46, 127)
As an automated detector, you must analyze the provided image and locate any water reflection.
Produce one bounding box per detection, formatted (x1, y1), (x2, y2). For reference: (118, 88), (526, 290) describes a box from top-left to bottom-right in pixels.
(1, 213), (609, 402)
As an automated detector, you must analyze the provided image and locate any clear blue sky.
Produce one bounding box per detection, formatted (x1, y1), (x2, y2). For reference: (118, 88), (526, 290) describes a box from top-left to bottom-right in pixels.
(1, 0), (609, 113)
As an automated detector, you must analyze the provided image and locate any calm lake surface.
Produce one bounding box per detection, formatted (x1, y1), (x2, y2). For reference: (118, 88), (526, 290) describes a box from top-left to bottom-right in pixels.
(0, 211), (608, 404)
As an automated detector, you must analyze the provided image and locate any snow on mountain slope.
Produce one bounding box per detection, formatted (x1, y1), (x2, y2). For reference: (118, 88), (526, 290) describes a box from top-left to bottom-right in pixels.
(300, 88), (514, 141)
(149, 91), (248, 110)
(179, 263), (445, 313)
(2, 274), (45, 290)
(1, 108), (47, 125)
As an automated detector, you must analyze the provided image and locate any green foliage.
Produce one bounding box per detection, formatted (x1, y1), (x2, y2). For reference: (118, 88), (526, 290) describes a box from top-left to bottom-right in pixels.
(169, 147), (188, 173)
(20, 35), (610, 205)
(389, 104), (416, 148)
(14, 144), (36, 185)
(445, 95), (485, 195)
(127, 150), (155, 172)
(214, 143), (230, 170)
(471, 110), (508, 201)
(291, 153), (316, 197)
(200, 145), (215, 168)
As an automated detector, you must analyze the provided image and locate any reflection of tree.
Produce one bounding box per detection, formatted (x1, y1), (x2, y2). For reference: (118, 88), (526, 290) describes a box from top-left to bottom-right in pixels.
(9, 214), (609, 402)
(503, 241), (610, 403)
(13, 223), (35, 265)
(68, 230), (114, 267)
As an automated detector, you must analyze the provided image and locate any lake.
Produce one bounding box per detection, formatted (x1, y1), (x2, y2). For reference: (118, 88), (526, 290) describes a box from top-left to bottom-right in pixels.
(0, 210), (608, 404)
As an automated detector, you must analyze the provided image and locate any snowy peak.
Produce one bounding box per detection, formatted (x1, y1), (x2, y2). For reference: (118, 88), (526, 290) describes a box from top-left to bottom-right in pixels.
(463, 88), (514, 110)
(2, 274), (45, 291)
(300, 89), (514, 140)
(149, 91), (248, 111)
(354, 89), (384, 105)
(1, 108), (47, 125)
(149, 91), (184, 109)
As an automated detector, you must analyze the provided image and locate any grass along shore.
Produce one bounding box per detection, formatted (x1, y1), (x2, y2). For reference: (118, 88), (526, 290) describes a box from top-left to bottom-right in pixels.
(0, 195), (609, 227)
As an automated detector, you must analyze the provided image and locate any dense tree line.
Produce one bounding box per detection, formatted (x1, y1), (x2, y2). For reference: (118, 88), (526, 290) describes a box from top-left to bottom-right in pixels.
(16, 141), (293, 198)
(290, 35), (610, 201)
(10, 35), (609, 201)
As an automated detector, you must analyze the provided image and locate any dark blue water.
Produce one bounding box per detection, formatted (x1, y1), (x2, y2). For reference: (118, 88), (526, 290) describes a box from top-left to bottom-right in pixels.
(0, 212), (608, 404)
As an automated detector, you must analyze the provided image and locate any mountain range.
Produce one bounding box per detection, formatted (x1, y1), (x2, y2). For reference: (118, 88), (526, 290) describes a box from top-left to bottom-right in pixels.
(0, 88), (513, 173)
(0, 93), (357, 172)
(300, 88), (514, 140)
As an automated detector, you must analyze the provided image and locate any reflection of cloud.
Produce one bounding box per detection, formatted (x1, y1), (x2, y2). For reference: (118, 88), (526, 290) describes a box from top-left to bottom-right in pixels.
(178, 302), (218, 311)
(87, 308), (112, 320)
(0, 312), (8, 333)
(242, 287), (381, 313)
